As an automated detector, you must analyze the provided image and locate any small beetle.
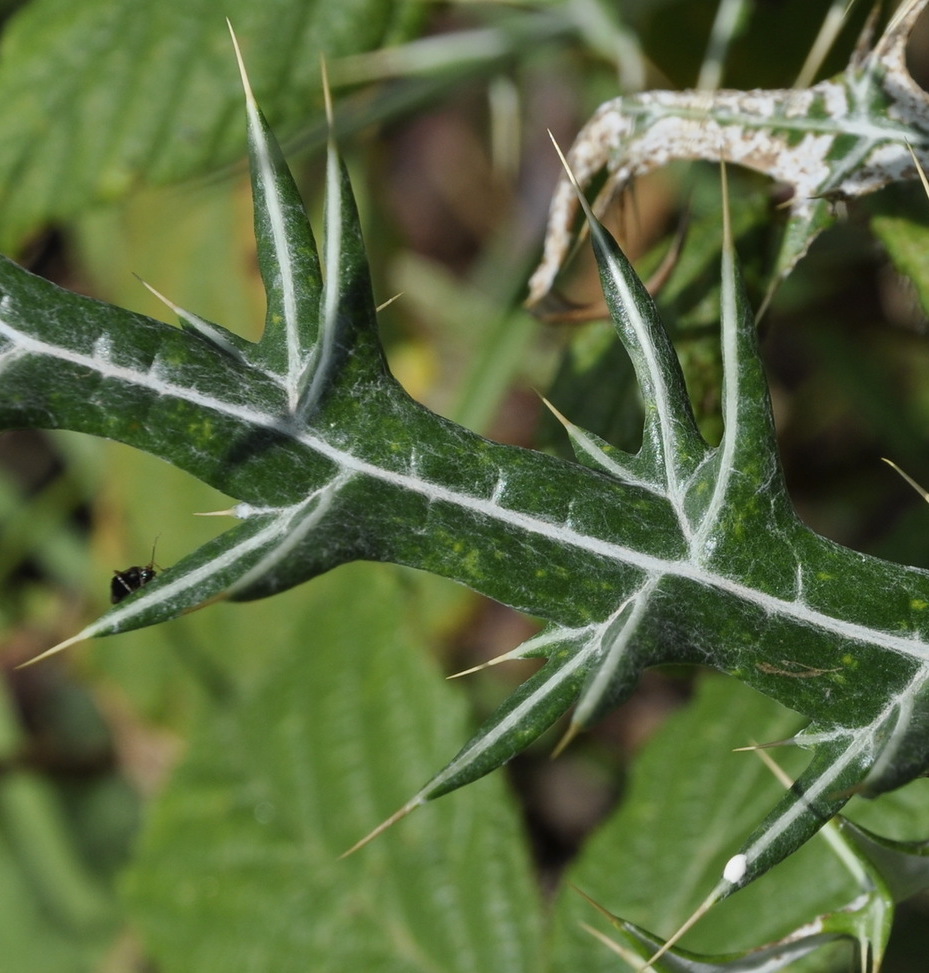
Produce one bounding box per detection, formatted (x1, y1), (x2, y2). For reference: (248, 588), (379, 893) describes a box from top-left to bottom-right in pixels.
(111, 540), (159, 604)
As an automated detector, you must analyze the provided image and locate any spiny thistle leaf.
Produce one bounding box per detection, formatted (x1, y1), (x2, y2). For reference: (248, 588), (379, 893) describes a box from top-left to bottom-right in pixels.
(527, 0), (929, 311)
(4, 23), (929, 942)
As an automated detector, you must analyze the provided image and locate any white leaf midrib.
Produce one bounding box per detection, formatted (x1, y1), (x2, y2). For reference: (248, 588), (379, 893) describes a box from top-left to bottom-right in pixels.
(4, 315), (929, 667)
(599, 241), (697, 541)
(572, 578), (658, 727)
(735, 665), (929, 885)
(294, 144), (342, 423)
(247, 98), (304, 408)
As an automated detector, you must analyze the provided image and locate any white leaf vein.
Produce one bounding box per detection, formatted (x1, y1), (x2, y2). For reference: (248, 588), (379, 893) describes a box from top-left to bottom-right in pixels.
(4, 316), (929, 665)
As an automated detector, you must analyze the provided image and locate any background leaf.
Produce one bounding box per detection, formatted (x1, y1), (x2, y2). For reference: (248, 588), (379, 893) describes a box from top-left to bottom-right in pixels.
(548, 674), (929, 972)
(0, 672), (124, 973)
(0, 0), (422, 253)
(122, 563), (542, 973)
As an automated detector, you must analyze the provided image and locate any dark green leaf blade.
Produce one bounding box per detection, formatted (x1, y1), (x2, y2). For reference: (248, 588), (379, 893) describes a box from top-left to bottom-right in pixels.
(0, 257), (305, 501)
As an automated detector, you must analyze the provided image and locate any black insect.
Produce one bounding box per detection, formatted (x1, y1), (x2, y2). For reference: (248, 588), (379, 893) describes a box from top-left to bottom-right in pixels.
(111, 541), (159, 604)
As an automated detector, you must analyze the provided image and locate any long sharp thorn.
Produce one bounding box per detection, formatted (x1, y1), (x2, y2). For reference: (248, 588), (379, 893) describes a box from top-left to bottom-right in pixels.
(340, 798), (423, 858)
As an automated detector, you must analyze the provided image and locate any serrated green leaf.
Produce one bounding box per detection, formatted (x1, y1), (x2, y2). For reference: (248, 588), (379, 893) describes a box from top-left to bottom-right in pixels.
(0, 676), (122, 971)
(0, 0), (421, 252)
(123, 564), (541, 973)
